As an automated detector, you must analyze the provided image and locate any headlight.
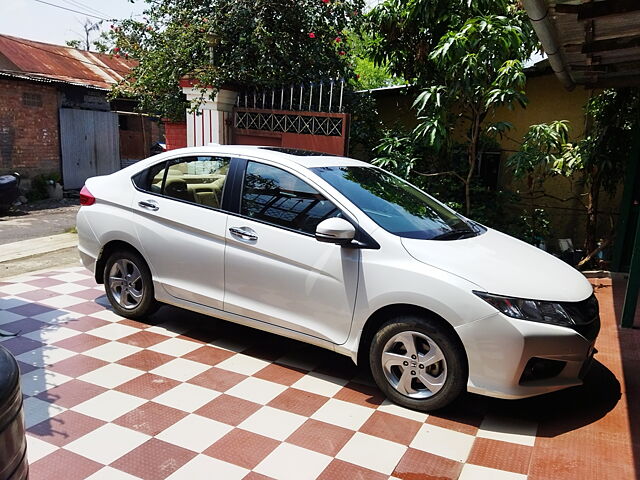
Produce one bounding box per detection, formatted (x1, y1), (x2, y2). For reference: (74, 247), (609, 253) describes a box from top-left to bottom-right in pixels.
(473, 291), (575, 327)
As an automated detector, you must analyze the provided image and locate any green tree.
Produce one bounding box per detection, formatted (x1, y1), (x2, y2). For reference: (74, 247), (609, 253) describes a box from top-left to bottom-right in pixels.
(508, 89), (640, 263)
(107, 0), (364, 119)
(412, 15), (536, 215)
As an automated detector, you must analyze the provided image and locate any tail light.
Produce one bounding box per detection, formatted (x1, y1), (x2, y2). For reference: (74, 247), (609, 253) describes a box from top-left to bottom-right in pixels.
(79, 185), (95, 206)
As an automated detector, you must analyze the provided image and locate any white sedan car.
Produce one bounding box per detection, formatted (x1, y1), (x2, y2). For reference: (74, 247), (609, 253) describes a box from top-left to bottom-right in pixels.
(77, 145), (599, 411)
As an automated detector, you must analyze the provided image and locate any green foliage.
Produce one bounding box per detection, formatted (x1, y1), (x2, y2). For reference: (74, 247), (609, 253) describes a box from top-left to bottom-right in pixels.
(108, 0), (365, 119)
(365, 0), (517, 84)
(65, 39), (82, 49)
(346, 30), (403, 90)
(26, 172), (61, 202)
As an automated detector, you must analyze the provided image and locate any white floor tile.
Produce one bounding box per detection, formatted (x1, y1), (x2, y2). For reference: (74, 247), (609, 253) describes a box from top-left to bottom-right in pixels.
(22, 396), (66, 429)
(459, 464), (527, 480)
(310, 398), (374, 430)
(336, 432), (407, 475)
(149, 357), (210, 382)
(17, 346), (76, 368)
(377, 399), (429, 423)
(86, 467), (143, 480)
(166, 455), (248, 480)
(156, 414), (232, 452)
(71, 390), (146, 422)
(44, 283), (88, 295)
(153, 382), (220, 412)
(49, 272), (92, 282)
(410, 424), (475, 462)
(225, 377), (287, 405)
(0, 283), (38, 295)
(83, 341), (142, 362)
(78, 363), (143, 388)
(26, 435), (58, 463)
(238, 406), (306, 441)
(38, 295), (85, 309)
(477, 414), (538, 446)
(91, 309), (123, 322)
(255, 443), (332, 480)
(87, 323), (140, 340)
(148, 337), (201, 357)
(64, 423), (150, 464)
(20, 368), (72, 396)
(146, 320), (190, 337)
(215, 353), (270, 375)
(291, 371), (348, 397)
(24, 325), (81, 344)
(207, 337), (254, 353)
(275, 352), (318, 371)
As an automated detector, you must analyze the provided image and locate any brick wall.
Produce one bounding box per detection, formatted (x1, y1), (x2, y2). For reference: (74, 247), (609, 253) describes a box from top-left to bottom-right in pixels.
(0, 78), (60, 178)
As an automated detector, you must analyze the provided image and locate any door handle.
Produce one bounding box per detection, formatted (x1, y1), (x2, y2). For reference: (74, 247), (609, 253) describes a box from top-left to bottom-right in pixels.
(229, 226), (258, 241)
(138, 200), (159, 211)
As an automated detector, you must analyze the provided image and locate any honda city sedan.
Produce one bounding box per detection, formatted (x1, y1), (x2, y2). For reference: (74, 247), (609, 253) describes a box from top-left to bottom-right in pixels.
(76, 145), (599, 411)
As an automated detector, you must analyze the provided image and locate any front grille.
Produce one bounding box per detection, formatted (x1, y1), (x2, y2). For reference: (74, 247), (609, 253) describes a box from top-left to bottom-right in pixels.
(560, 294), (600, 341)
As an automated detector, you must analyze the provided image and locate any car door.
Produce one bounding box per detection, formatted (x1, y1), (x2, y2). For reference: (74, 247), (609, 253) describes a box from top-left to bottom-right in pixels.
(223, 159), (360, 344)
(131, 155), (231, 309)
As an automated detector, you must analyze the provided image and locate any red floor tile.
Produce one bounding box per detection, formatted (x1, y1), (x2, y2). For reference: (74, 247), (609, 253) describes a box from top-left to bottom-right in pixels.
(359, 411), (422, 445)
(52, 333), (109, 353)
(117, 330), (170, 348)
(47, 354), (108, 377)
(267, 388), (329, 417)
(467, 438), (532, 475)
(253, 363), (307, 386)
(392, 448), (463, 480)
(0, 318), (47, 334)
(113, 401), (189, 436)
(36, 379), (107, 408)
(0, 336), (43, 355)
(63, 315), (110, 332)
(203, 429), (280, 469)
(117, 349), (175, 371)
(331, 381), (386, 409)
(8, 303), (55, 317)
(181, 345), (236, 366)
(187, 366), (247, 392)
(28, 448), (103, 480)
(195, 394), (262, 426)
(114, 373), (180, 399)
(110, 438), (197, 480)
(27, 410), (105, 447)
(317, 459), (387, 480)
(286, 419), (354, 456)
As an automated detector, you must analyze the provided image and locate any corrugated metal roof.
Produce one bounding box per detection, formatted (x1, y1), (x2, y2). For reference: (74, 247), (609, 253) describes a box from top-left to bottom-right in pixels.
(0, 34), (135, 90)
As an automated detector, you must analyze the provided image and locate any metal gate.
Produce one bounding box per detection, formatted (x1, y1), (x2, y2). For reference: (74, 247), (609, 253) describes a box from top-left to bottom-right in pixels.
(232, 81), (350, 156)
(60, 108), (120, 189)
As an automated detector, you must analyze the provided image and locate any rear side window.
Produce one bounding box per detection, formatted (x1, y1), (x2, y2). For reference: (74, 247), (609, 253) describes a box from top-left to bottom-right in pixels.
(240, 161), (341, 234)
(133, 156), (230, 210)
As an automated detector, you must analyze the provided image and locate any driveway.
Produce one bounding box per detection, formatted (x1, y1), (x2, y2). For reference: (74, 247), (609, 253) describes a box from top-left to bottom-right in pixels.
(0, 268), (636, 480)
(0, 199), (79, 245)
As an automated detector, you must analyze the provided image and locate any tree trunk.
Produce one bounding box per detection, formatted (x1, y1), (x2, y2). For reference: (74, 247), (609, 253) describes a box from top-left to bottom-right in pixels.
(584, 173), (601, 255)
(465, 114), (481, 216)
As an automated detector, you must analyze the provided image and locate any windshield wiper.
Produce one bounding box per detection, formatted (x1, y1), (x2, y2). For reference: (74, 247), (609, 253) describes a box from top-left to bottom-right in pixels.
(431, 228), (476, 240)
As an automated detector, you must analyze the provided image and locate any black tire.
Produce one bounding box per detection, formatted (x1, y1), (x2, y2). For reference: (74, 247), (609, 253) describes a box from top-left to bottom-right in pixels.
(369, 315), (467, 411)
(103, 249), (159, 319)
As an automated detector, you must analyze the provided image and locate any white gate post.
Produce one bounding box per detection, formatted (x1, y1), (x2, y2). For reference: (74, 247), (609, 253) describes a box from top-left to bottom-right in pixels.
(181, 84), (238, 147)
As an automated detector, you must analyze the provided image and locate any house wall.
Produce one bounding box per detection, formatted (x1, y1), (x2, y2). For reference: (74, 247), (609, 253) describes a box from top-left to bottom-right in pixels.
(0, 78), (60, 179)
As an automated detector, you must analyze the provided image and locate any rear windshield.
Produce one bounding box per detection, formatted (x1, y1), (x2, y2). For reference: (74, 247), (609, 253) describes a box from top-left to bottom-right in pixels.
(311, 166), (482, 240)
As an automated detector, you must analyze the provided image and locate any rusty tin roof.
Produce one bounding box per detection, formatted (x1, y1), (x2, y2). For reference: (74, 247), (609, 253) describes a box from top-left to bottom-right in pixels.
(0, 34), (135, 90)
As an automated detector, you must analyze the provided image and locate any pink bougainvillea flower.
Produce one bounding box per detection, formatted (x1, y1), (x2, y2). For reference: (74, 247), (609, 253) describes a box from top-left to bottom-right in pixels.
(322, 0), (329, 3)
(335, 37), (341, 43)
(308, 32), (316, 38)
(113, 47), (120, 53)
(339, 50), (345, 55)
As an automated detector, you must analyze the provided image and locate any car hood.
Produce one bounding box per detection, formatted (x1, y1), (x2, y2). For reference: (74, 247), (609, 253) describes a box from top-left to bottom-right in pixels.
(401, 228), (593, 302)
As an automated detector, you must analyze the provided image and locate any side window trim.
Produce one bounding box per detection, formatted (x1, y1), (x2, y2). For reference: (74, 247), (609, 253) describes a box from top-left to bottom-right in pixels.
(221, 157), (247, 213)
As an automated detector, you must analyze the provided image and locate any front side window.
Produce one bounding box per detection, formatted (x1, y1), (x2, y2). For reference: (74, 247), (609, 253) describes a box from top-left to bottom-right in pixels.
(241, 161), (341, 234)
(312, 166), (481, 240)
(134, 156), (230, 209)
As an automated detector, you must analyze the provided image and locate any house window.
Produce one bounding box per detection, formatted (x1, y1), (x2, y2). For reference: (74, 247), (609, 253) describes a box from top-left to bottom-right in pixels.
(22, 92), (43, 108)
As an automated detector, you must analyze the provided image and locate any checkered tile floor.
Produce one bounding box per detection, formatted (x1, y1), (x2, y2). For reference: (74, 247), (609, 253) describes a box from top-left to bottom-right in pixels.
(0, 267), (626, 480)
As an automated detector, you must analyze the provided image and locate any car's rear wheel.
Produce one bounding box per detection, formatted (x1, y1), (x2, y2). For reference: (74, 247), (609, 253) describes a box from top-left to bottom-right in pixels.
(369, 315), (467, 411)
(103, 249), (158, 319)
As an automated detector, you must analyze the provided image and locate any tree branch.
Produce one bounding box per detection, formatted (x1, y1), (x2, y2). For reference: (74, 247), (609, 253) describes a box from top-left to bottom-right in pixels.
(414, 170), (466, 184)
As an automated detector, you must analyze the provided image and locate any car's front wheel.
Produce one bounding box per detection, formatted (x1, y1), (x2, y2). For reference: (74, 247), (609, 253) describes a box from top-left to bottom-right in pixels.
(369, 315), (467, 411)
(103, 249), (158, 319)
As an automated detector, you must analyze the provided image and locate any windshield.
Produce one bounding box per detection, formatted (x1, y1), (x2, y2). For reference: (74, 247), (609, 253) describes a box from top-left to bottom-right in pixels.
(312, 166), (481, 240)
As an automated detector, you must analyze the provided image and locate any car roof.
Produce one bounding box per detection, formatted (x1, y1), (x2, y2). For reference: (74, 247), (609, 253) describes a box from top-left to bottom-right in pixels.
(158, 145), (371, 169)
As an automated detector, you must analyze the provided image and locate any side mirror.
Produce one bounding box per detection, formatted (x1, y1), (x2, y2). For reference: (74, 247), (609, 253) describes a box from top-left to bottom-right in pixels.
(315, 218), (356, 246)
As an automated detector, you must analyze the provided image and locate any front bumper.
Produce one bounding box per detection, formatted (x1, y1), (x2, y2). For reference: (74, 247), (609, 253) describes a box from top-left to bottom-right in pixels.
(456, 312), (599, 399)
